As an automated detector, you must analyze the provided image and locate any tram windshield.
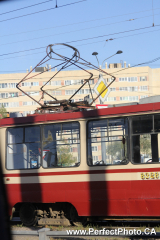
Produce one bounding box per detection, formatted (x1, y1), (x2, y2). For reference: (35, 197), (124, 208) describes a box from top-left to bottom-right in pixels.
(87, 117), (128, 166)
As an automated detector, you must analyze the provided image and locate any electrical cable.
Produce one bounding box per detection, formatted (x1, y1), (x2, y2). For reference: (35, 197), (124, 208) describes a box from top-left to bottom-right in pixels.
(0, 0), (53, 16)
(1, 13), (160, 47)
(105, 27), (160, 42)
(0, 0), (87, 23)
(1, 6), (160, 38)
(1, 24), (160, 58)
(66, 24), (159, 44)
(0, 25), (159, 64)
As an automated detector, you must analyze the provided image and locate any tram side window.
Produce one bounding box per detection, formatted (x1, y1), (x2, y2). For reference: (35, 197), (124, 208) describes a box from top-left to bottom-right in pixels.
(87, 118), (128, 166)
(131, 115), (160, 164)
(42, 122), (80, 168)
(7, 126), (41, 170)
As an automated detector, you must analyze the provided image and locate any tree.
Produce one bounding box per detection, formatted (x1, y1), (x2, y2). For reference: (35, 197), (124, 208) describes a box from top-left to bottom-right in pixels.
(57, 143), (76, 167)
(106, 140), (125, 161)
(0, 105), (7, 119)
(140, 134), (151, 156)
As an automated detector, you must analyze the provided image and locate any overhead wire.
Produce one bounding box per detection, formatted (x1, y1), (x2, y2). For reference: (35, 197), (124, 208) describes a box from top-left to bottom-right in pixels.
(1, 25), (160, 64)
(1, 24), (160, 69)
(105, 27), (160, 42)
(66, 24), (159, 44)
(1, 13), (160, 47)
(1, 24), (160, 58)
(1, 6), (160, 38)
(0, 0), (53, 16)
(0, 0), (87, 23)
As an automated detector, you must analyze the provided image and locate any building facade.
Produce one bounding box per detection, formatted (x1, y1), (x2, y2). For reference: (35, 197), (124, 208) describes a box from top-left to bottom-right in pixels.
(0, 63), (159, 115)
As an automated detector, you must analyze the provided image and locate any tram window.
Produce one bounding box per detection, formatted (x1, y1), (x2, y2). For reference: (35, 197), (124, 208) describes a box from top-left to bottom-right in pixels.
(25, 126), (40, 142)
(131, 115), (160, 164)
(87, 118), (128, 166)
(42, 122), (80, 168)
(132, 115), (153, 134)
(6, 126), (41, 170)
(154, 114), (160, 132)
(7, 128), (23, 144)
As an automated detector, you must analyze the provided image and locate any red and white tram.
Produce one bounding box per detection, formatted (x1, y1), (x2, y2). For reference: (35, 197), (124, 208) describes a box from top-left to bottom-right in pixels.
(1, 99), (160, 226)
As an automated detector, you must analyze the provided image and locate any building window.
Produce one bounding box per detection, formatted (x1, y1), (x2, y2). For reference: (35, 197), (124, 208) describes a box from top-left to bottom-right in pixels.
(8, 83), (18, 88)
(43, 81), (50, 86)
(0, 93), (8, 98)
(120, 96), (138, 101)
(93, 156), (98, 162)
(119, 78), (127, 82)
(52, 91), (62, 96)
(23, 101), (36, 106)
(140, 86), (148, 91)
(110, 88), (116, 91)
(129, 96), (138, 101)
(120, 96), (128, 101)
(8, 92), (18, 98)
(0, 102), (9, 107)
(51, 81), (61, 86)
(65, 90), (75, 95)
(107, 97), (116, 101)
(74, 80), (84, 85)
(89, 79), (94, 85)
(91, 146), (98, 152)
(0, 83), (8, 88)
(140, 95), (148, 99)
(128, 86), (138, 92)
(119, 87), (128, 91)
(9, 102), (19, 107)
(77, 89), (84, 94)
(31, 82), (39, 86)
(84, 89), (90, 94)
(65, 80), (73, 85)
(107, 78), (113, 82)
(128, 77), (137, 82)
(140, 76), (147, 81)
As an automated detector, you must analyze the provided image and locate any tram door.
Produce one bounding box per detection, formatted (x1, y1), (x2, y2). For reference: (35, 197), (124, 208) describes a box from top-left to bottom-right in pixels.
(87, 117), (129, 216)
(130, 114), (160, 216)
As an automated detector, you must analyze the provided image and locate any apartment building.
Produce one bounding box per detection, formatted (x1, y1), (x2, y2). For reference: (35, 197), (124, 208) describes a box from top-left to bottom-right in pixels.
(0, 63), (159, 115)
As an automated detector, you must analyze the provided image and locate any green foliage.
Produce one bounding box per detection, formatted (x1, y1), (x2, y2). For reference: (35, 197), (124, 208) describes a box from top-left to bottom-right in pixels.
(0, 105), (7, 119)
(140, 134), (151, 156)
(106, 141), (123, 160)
(57, 143), (76, 166)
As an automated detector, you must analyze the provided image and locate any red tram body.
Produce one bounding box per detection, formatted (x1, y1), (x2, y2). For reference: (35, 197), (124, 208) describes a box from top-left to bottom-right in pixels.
(1, 100), (160, 225)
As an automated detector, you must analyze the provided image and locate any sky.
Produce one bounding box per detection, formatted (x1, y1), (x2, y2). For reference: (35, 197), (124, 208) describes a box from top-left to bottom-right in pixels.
(0, 0), (160, 73)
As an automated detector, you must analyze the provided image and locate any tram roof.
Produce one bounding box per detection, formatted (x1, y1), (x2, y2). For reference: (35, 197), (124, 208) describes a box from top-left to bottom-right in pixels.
(0, 99), (160, 127)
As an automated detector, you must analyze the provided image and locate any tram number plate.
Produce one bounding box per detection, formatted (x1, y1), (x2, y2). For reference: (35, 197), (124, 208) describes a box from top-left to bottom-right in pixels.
(141, 172), (159, 180)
